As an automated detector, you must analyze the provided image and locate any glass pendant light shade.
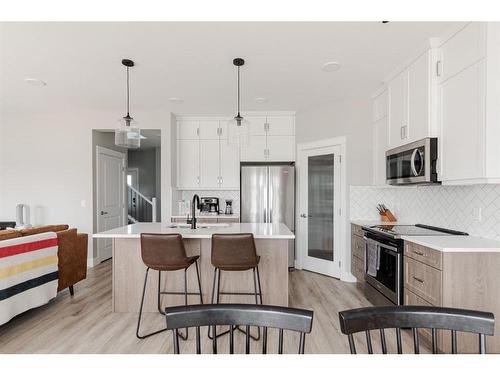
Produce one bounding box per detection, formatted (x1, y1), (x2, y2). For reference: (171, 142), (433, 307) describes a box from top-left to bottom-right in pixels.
(227, 58), (250, 147)
(227, 114), (250, 146)
(115, 115), (140, 149)
(115, 59), (140, 149)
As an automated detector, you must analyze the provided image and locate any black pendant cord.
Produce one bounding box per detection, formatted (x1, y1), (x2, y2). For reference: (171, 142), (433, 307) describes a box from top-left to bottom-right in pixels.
(237, 65), (240, 117)
(126, 66), (130, 120)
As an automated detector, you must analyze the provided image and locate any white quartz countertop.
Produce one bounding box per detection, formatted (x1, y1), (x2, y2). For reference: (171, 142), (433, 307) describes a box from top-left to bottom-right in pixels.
(401, 235), (500, 253)
(93, 222), (294, 239)
(351, 220), (401, 227)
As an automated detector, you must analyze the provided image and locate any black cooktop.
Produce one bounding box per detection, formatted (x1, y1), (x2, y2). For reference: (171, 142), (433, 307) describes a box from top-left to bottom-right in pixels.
(364, 224), (468, 239)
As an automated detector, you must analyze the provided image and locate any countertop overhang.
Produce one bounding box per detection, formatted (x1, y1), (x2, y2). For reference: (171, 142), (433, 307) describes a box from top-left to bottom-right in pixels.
(93, 222), (294, 240)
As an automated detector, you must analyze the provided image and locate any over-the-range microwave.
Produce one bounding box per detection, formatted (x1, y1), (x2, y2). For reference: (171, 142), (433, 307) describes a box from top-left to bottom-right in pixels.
(386, 138), (439, 185)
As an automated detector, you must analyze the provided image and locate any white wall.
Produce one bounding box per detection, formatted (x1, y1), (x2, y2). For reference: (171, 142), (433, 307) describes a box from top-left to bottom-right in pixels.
(296, 97), (373, 186)
(0, 109), (173, 264)
(295, 97), (373, 281)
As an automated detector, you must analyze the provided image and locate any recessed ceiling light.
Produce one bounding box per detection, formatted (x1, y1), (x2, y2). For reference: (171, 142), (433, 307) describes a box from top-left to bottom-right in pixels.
(169, 97), (184, 104)
(321, 61), (341, 72)
(254, 97), (268, 104)
(24, 78), (47, 86)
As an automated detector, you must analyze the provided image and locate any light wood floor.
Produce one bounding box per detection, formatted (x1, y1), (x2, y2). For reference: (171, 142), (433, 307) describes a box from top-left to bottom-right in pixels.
(0, 261), (426, 354)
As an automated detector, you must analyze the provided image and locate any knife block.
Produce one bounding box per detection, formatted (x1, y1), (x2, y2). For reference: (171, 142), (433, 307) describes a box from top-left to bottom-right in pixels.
(380, 209), (397, 222)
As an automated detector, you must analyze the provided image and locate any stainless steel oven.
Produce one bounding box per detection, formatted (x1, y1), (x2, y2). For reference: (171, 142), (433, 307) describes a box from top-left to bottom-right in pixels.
(386, 138), (438, 185)
(363, 232), (404, 305)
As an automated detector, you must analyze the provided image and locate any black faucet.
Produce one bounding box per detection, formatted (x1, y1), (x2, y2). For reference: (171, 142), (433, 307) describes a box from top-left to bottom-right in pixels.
(191, 194), (201, 229)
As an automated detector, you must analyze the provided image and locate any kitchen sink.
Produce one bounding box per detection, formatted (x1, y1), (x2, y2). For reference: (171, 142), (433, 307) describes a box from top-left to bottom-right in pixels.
(167, 223), (230, 229)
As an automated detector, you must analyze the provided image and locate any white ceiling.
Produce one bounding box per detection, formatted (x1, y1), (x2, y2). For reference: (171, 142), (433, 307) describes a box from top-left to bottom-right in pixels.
(0, 22), (464, 116)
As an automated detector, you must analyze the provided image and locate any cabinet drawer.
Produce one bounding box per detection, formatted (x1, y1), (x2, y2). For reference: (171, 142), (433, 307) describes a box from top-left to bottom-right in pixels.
(351, 255), (365, 283)
(404, 257), (442, 306)
(351, 224), (364, 238)
(351, 235), (365, 260)
(405, 241), (442, 270)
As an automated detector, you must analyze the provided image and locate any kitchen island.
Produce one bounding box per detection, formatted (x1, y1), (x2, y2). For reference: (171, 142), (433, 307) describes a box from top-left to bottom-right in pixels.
(93, 222), (294, 312)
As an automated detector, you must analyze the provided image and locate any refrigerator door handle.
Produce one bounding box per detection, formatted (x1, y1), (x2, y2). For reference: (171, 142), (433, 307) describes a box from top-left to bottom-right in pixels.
(263, 208), (267, 223)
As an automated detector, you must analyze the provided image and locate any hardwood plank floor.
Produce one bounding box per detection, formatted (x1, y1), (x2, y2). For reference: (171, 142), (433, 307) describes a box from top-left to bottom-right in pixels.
(0, 261), (426, 354)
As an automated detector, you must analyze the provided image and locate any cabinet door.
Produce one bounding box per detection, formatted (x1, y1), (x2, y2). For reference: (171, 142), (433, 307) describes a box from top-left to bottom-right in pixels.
(440, 61), (485, 182)
(219, 142), (240, 188)
(267, 136), (295, 161)
(177, 140), (200, 188)
(198, 120), (220, 140)
(440, 23), (486, 83)
(218, 121), (228, 140)
(200, 140), (220, 188)
(247, 116), (268, 136)
(177, 120), (199, 140)
(388, 70), (409, 148)
(372, 117), (388, 185)
(240, 135), (267, 161)
(408, 51), (431, 142)
(266, 116), (295, 136)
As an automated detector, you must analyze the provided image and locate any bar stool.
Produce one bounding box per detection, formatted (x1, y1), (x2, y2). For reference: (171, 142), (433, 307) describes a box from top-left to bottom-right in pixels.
(136, 233), (203, 340)
(209, 233), (263, 340)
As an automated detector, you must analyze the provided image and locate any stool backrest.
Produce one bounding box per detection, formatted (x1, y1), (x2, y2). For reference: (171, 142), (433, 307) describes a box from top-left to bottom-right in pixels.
(339, 305), (495, 354)
(166, 303), (314, 354)
(211, 233), (258, 268)
(140, 233), (188, 269)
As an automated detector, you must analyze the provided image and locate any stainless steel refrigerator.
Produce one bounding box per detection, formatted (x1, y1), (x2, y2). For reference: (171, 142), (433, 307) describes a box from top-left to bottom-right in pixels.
(240, 162), (295, 267)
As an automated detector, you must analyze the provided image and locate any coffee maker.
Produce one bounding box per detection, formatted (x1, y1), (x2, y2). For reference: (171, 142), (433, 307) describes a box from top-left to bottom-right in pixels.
(224, 199), (233, 215)
(200, 197), (219, 215)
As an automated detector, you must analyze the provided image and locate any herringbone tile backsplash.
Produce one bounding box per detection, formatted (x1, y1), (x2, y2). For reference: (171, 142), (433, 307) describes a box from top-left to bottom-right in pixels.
(174, 190), (240, 215)
(350, 184), (500, 241)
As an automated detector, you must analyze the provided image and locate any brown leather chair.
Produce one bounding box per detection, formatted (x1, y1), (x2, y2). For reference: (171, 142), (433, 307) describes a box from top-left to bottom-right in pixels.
(209, 233), (263, 340)
(137, 233), (203, 340)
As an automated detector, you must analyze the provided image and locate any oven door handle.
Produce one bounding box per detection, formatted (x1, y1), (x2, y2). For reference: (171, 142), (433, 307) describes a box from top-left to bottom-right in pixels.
(363, 237), (399, 253)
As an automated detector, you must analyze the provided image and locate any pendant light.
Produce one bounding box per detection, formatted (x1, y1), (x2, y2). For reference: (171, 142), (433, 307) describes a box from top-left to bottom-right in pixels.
(115, 59), (140, 149)
(227, 58), (250, 146)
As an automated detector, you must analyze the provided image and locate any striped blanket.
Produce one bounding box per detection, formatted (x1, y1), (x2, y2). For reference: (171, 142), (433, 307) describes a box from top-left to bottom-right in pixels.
(0, 232), (59, 325)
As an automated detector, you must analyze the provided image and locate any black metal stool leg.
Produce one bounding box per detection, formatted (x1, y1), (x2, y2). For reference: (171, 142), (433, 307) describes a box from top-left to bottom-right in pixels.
(256, 265), (263, 304)
(195, 260), (203, 304)
(157, 270), (164, 315)
(136, 268), (168, 339)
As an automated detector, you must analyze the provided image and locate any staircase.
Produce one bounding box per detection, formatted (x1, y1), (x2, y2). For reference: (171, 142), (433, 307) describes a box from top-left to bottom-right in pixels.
(127, 185), (157, 223)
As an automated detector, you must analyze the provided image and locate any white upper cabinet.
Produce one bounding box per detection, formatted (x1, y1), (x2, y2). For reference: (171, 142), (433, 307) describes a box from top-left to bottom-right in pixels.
(437, 22), (500, 185)
(241, 135), (267, 161)
(266, 116), (295, 136)
(200, 140), (221, 188)
(387, 49), (436, 150)
(408, 51), (433, 141)
(241, 114), (295, 161)
(199, 120), (222, 140)
(388, 70), (409, 148)
(439, 23), (486, 83)
(219, 142), (240, 188)
(177, 140), (200, 188)
(439, 61), (485, 182)
(177, 120), (199, 139)
(248, 116), (268, 136)
(266, 136), (295, 161)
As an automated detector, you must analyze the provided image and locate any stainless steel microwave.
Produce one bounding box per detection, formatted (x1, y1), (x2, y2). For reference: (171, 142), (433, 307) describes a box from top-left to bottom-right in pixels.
(386, 138), (439, 185)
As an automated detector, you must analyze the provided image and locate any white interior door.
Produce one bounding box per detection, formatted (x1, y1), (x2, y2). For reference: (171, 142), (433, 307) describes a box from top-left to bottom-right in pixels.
(97, 146), (126, 262)
(298, 144), (341, 278)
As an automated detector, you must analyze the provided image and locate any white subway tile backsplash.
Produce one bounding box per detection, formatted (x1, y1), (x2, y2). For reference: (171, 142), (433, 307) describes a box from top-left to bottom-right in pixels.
(350, 184), (500, 241)
(175, 190), (240, 215)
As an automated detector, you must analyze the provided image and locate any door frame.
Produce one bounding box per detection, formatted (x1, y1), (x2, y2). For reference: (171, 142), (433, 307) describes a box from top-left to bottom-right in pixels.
(96, 145), (127, 263)
(295, 136), (347, 279)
